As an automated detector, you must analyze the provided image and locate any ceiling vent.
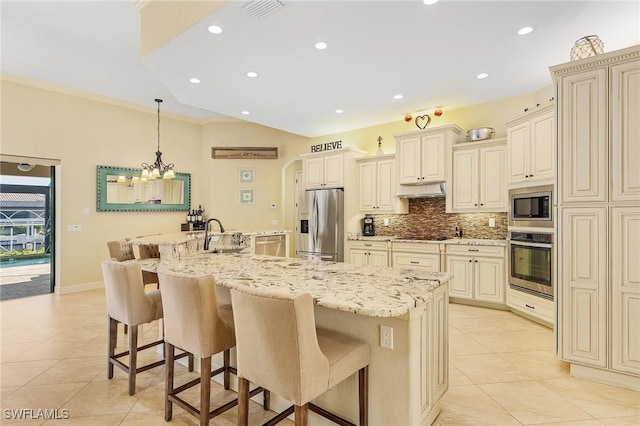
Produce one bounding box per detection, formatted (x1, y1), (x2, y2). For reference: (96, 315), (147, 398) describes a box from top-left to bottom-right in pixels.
(240, 0), (285, 18)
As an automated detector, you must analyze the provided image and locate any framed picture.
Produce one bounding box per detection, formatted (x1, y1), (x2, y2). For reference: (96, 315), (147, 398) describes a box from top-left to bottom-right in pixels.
(239, 168), (255, 183)
(212, 147), (278, 159)
(239, 189), (255, 204)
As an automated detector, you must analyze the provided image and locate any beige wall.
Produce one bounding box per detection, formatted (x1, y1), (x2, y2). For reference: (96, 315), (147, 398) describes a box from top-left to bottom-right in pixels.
(1, 73), (553, 292)
(0, 77), (307, 292)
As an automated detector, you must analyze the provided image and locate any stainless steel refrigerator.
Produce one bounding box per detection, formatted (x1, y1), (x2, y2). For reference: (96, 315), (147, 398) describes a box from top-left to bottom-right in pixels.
(297, 188), (344, 262)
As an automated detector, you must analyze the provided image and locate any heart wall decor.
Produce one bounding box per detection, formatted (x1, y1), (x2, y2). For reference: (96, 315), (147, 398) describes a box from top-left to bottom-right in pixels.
(415, 114), (431, 129)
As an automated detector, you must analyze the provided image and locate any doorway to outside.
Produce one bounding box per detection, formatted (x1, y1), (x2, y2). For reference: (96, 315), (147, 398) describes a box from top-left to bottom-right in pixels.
(0, 162), (55, 300)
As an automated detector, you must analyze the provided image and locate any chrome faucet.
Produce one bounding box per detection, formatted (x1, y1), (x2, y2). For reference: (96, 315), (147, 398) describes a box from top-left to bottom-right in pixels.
(203, 218), (226, 251)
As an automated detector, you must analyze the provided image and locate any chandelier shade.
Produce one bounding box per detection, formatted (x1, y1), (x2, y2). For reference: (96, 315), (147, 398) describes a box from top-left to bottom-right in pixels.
(141, 98), (175, 179)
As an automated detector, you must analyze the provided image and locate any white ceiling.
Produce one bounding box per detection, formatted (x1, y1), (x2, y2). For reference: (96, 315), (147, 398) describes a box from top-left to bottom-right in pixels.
(2, 1), (639, 137)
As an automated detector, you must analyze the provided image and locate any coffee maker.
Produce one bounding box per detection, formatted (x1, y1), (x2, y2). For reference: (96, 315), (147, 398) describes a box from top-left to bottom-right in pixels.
(362, 216), (375, 236)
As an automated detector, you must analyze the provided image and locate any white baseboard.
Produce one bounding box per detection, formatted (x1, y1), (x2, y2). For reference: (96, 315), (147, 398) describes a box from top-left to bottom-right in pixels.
(56, 280), (103, 295)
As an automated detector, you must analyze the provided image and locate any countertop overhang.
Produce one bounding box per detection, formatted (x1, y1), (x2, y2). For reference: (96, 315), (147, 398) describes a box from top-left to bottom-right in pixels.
(139, 253), (451, 318)
(348, 235), (507, 247)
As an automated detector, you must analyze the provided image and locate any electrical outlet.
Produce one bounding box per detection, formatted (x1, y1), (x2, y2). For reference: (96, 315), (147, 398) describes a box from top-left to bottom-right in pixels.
(272, 219), (278, 225)
(488, 218), (496, 228)
(380, 325), (393, 349)
(67, 224), (82, 232)
(383, 218), (389, 226)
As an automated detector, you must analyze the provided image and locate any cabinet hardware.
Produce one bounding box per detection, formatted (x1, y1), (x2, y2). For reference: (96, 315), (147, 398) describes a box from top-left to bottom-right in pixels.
(475, 260), (478, 263)
(525, 175), (529, 178)
(364, 244), (372, 247)
(480, 203), (484, 206)
(410, 261), (419, 264)
(468, 259), (472, 262)
(474, 203), (478, 206)
(468, 249), (479, 252)
(525, 304), (535, 309)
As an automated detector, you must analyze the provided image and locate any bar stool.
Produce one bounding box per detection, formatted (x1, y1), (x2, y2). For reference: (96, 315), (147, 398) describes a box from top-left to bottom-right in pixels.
(107, 239), (159, 288)
(230, 287), (370, 426)
(158, 271), (268, 426)
(101, 259), (192, 396)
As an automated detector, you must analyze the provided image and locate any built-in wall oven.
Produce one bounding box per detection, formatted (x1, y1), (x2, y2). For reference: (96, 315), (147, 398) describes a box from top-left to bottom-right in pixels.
(508, 231), (553, 299)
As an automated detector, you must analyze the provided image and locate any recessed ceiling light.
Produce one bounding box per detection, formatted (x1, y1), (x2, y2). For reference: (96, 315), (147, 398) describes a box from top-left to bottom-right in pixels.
(517, 26), (534, 36)
(246, 71), (258, 78)
(241, 110), (250, 115)
(335, 109), (344, 114)
(423, 0), (439, 5)
(315, 41), (328, 50)
(476, 73), (489, 79)
(393, 94), (404, 100)
(189, 78), (201, 84)
(208, 25), (222, 34)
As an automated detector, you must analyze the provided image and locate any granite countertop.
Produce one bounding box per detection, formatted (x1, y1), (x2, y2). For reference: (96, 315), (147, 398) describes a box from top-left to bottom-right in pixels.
(131, 230), (290, 245)
(348, 235), (507, 247)
(139, 254), (452, 318)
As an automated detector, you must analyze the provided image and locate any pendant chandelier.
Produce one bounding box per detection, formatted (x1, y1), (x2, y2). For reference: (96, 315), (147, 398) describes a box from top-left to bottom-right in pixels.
(141, 98), (175, 180)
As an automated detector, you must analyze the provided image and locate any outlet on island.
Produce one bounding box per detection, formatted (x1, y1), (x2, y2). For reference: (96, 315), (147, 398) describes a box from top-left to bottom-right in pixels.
(380, 325), (393, 349)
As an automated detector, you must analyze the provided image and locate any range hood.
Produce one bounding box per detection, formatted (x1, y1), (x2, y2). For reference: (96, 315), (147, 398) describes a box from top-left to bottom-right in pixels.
(396, 182), (447, 198)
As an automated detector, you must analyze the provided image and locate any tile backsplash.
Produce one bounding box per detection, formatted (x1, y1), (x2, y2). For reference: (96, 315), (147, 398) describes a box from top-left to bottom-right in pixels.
(370, 198), (507, 240)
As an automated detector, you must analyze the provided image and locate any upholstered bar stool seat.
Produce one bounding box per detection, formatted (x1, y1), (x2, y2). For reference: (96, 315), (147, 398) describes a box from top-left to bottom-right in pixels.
(230, 286), (370, 426)
(158, 271), (268, 426)
(101, 259), (190, 396)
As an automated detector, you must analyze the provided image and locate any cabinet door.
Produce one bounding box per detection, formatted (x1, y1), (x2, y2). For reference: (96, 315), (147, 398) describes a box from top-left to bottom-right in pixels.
(304, 157), (325, 189)
(559, 69), (607, 203)
(323, 154), (344, 188)
(561, 207), (607, 367)
(611, 59), (640, 202)
(530, 111), (555, 182)
(358, 162), (377, 211)
(368, 250), (389, 267)
(611, 207), (640, 375)
(421, 134), (446, 182)
(399, 137), (422, 184)
(452, 149), (478, 210)
(377, 159), (396, 211)
(474, 257), (505, 303)
(479, 145), (507, 211)
(446, 255), (473, 299)
(507, 121), (529, 184)
(350, 249), (369, 266)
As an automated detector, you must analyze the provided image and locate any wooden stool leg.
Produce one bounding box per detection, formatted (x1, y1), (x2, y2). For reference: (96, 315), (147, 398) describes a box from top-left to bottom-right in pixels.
(238, 377), (250, 426)
(294, 404), (309, 426)
(223, 349), (230, 390)
(128, 325), (138, 396)
(107, 317), (117, 379)
(200, 357), (212, 426)
(263, 389), (270, 411)
(165, 343), (175, 421)
(359, 366), (369, 426)
(188, 352), (194, 372)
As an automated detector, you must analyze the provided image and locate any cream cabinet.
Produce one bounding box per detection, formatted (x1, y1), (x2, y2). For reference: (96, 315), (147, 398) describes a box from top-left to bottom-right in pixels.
(506, 103), (555, 187)
(449, 140), (507, 212)
(303, 153), (344, 189)
(357, 155), (408, 214)
(391, 242), (440, 272)
(445, 245), (506, 304)
(394, 125), (462, 185)
(349, 240), (389, 267)
(506, 288), (554, 326)
(552, 45), (640, 389)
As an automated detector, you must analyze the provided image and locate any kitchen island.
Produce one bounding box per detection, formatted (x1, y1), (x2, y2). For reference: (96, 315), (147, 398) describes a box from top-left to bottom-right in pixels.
(140, 253), (451, 425)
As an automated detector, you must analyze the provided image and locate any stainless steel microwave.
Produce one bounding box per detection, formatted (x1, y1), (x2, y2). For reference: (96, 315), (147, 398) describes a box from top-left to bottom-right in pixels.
(508, 185), (553, 228)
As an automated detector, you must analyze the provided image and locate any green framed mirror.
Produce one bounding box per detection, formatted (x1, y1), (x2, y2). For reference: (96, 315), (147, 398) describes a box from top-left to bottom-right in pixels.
(97, 165), (191, 212)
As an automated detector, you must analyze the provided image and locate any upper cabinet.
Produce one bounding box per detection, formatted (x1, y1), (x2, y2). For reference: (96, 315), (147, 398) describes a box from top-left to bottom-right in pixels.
(448, 139), (508, 212)
(304, 153), (345, 189)
(506, 103), (555, 188)
(394, 125), (462, 185)
(357, 154), (408, 214)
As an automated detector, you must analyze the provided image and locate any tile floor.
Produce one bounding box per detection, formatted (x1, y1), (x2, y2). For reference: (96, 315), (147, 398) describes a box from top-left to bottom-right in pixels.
(0, 289), (638, 425)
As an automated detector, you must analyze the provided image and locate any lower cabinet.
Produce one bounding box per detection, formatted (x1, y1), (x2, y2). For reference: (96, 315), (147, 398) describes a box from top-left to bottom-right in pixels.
(391, 242), (441, 272)
(349, 240), (389, 267)
(445, 245), (506, 304)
